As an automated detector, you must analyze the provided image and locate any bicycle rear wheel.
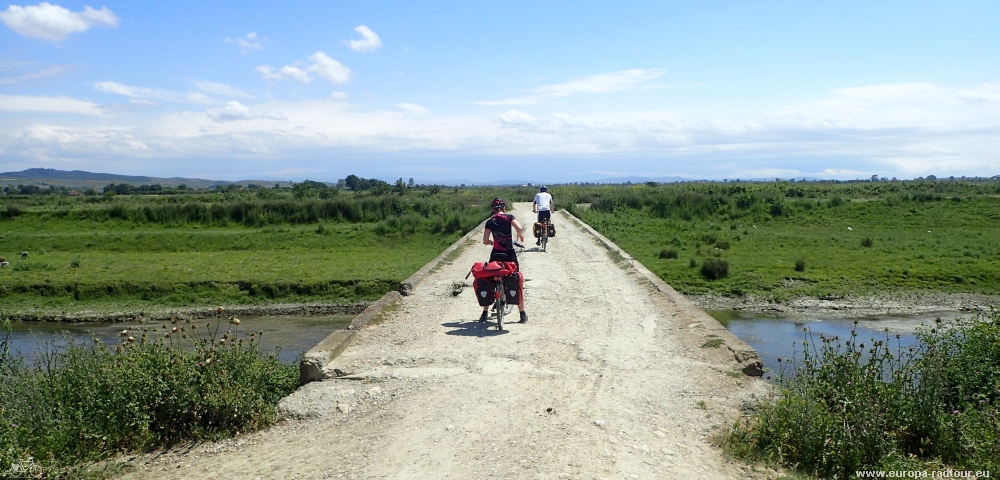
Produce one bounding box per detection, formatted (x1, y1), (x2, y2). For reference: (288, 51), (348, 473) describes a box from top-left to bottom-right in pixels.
(541, 232), (548, 252)
(494, 294), (505, 330)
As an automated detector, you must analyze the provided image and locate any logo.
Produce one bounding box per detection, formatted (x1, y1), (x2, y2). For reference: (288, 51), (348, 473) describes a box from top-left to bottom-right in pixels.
(3, 457), (43, 478)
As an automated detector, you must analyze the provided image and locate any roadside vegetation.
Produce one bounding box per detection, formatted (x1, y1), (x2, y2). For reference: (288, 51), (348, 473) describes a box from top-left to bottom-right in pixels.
(0, 314), (298, 478)
(719, 311), (1000, 477)
(558, 179), (1000, 299)
(0, 179), (522, 314)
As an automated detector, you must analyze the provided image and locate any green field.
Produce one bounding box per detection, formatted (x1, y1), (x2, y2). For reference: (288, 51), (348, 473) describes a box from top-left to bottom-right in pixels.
(0, 185), (522, 314)
(557, 180), (1000, 299)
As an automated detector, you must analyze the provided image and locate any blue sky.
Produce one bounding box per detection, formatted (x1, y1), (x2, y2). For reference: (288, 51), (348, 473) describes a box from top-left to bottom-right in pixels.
(1, 1), (998, 183)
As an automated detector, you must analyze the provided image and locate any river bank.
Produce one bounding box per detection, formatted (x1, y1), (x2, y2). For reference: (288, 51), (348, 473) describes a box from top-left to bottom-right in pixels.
(0, 302), (368, 322)
(691, 291), (999, 321)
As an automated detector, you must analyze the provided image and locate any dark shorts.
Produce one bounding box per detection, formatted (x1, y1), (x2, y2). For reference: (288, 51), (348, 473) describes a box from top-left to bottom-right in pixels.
(537, 210), (551, 223)
(489, 248), (518, 268)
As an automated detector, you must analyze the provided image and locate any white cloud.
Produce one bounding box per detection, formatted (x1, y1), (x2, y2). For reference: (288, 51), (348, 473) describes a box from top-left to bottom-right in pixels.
(225, 32), (263, 53)
(307, 52), (351, 84)
(195, 80), (250, 98)
(397, 103), (429, 116)
(330, 91), (349, 100)
(128, 98), (159, 107)
(347, 25), (381, 53)
(206, 101), (286, 122)
(0, 93), (103, 114)
(0, 64), (72, 85)
(4, 82), (1000, 181)
(495, 109), (534, 125)
(94, 81), (214, 104)
(0, 2), (117, 41)
(255, 65), (310, 83)
(477, 69), (667, 105)
(256, 51), (351, 85)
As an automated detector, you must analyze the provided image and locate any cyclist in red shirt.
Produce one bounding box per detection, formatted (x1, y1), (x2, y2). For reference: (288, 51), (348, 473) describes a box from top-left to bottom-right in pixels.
(480, 198), (528, 323)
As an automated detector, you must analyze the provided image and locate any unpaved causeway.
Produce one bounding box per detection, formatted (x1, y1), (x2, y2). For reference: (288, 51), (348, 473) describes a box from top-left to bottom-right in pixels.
(122, 204), (769, 479)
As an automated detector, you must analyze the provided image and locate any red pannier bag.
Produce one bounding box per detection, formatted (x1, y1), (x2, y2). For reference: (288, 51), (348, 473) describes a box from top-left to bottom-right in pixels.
(471, 261), (517, 279)
(470, 261), (520, 307)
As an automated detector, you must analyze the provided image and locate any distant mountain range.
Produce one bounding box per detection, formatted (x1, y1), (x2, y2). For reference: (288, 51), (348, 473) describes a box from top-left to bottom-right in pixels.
(0, 168), (297, 190)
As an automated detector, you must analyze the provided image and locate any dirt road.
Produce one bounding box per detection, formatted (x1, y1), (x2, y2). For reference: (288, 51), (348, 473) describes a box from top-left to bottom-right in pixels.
(122, 204), (768, 479)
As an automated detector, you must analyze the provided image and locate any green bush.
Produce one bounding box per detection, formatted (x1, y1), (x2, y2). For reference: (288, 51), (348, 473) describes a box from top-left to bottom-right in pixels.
(658, 249), (678, 259)
(0, 316), (298, 476)
(862, 236), (874, 248)
(715, 240), (730, 251)
(701, 258), (729, 280)
(720, 312), (1000, 476)
(794, 259), (805, 272)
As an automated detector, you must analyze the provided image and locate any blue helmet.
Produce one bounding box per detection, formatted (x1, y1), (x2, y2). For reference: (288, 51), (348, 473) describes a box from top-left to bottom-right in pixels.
(540, 186), (548, 192)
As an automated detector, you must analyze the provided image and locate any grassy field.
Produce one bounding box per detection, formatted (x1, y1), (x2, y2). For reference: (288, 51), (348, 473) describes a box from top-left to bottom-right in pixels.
(0, 186), (521, 313)
(558, 180), (1000, 299)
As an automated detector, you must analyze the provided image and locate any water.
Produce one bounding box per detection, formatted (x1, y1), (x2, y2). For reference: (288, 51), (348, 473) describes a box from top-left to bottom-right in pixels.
(2, 315), (353, 365)
(707, 310), (956, 378)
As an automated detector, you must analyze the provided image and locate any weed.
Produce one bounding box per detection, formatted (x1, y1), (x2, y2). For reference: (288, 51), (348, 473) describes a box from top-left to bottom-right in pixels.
(696, 400), (707, 410)
(0, 317), (297, 476)
(715, 240), (730, 250)
(701, 259), (729, 280)
(689, 258), (698, 268)
(701, 338), (725, 348)
(658, 249), (678, 259)
(862, 236), (874, 248)
(794, 259), (805, 272)
(720, 312), (1000, 476)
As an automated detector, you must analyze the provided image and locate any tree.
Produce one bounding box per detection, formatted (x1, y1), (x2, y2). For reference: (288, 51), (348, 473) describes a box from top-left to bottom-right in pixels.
(408, 177), (415, 188)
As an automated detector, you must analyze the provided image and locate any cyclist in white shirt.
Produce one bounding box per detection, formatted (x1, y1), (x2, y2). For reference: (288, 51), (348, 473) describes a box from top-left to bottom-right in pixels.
(532, 186), (554, 246)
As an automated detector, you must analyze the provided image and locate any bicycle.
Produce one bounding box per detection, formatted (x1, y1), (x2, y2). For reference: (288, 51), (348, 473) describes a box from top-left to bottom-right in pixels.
(534, 218), (554, 252)
(467, 242), (523, 331)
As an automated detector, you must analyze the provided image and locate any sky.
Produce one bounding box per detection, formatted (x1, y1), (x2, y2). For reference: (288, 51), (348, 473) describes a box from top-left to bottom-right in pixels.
(1, 1), (999, 184)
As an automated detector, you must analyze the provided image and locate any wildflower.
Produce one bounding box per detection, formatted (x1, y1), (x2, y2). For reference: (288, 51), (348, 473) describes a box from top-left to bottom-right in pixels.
(847, 381), (852, 385)
(230, 317), (240, 325)
(127, 336), (135, 342)
(164, 333), (170, 338)
(217, 306), (225, 314)
(172, 327), (178, 333)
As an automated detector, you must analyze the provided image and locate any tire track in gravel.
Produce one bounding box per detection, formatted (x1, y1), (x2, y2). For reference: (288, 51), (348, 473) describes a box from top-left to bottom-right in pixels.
(121, 203), (770, 480)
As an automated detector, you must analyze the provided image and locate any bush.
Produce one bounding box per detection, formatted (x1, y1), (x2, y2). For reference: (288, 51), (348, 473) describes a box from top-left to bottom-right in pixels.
(862, 237), (874, 248)
(658, 249), (678, 259)
(0, 317), (298, 476)
(689, 258), (698, 268)
(720, 313), (1000, 476)
(794, 259), (805, 272)
(701, 259), (729, 280)
(715, 240), (730, 251)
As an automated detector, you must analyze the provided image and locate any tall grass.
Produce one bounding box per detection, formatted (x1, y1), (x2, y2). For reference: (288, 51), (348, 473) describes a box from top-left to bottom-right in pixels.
(720, 311), (1000, 477)
(0, 314), (298, 476)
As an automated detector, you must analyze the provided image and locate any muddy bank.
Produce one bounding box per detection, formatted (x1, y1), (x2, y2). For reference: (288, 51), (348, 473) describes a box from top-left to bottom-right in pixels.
(2, 302), (369, 323)
(691, 291), (1000, 321)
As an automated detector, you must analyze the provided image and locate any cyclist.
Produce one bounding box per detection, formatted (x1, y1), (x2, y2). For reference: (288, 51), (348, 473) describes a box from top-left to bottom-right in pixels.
(480, 198), (528, 324)
(532, 186), (554, 245)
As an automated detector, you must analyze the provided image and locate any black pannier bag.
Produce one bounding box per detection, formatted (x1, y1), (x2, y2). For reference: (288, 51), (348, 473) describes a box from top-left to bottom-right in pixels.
(503, 272), (523, 303)
(533, 222), (543, 238)
(474, 278), (495, 306)
(547, 223), (556, 237)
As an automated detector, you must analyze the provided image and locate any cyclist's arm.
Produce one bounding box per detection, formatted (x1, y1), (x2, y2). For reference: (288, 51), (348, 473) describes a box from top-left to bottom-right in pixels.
(511, 219), (525, 243)
(532, 198), (537, 213)
(549, 200), (554, 212)
(482, 227), (493, 246)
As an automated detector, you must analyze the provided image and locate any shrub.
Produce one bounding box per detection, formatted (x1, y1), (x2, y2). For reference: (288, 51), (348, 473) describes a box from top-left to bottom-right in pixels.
(689, 258), (698, 268)
(701, 259), (729, 280)
(715, 240), (730, 251)
(794, 259), (805, 272)
(0, 317), (298, 475)
(720, 313), (1000, 476)
(701, 233), (718, 245)
(658, 249), (678, 259)
(70, 258), (80, 268)
(862, 237), (874, 248)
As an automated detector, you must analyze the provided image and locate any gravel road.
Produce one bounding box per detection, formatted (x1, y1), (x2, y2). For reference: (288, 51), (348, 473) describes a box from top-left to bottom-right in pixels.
(121, 204), (770, 479)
